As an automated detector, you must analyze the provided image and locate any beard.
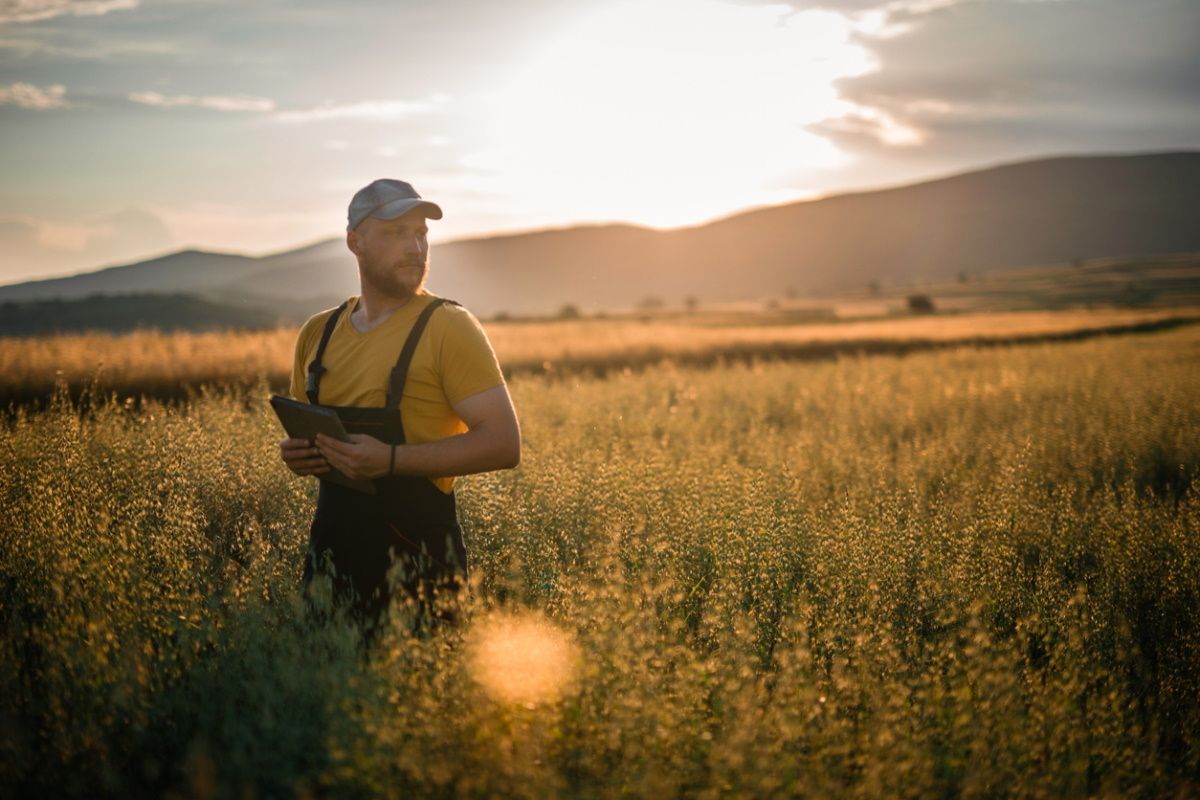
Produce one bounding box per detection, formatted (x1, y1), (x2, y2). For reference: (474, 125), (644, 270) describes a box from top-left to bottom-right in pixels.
(362, 257), (428, 300)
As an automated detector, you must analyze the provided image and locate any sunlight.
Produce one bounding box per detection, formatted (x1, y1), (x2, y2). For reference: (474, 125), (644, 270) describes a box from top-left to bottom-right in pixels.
(467, 612), (581, 706)
(470, 1), (876, 228)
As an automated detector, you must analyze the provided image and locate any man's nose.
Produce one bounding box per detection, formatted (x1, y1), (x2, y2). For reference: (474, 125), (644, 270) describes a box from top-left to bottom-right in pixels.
(403, 234), (424, 254)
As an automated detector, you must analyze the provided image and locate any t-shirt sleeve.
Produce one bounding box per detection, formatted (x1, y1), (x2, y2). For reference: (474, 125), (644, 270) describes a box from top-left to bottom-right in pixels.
(439, 307), (505, 406)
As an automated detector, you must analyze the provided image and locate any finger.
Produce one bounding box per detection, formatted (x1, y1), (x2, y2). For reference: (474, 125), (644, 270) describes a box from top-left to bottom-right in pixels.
(320, 448), (351, 473)
(315, 434), (351, 454)
(282, 448), (322, 464)
(290, 457), (329, 469)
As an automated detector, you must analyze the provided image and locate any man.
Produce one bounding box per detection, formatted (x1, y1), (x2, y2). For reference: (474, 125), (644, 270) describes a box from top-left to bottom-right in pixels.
(279, 178), (520, 640)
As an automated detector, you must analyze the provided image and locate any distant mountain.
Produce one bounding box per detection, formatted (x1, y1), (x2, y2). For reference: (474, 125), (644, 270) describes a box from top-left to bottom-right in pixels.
(2, 151), (1198, 318)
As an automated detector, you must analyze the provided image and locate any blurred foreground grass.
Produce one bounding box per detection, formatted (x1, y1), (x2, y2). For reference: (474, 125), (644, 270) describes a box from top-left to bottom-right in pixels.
(1, 325), (1198, 797)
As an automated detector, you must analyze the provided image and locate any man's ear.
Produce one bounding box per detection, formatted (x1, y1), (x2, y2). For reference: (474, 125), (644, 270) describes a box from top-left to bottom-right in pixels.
(346, 229), (359, 255)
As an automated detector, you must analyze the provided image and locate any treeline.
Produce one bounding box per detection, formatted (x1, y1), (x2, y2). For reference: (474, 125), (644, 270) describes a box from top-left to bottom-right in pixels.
(0, 293), (283, 337)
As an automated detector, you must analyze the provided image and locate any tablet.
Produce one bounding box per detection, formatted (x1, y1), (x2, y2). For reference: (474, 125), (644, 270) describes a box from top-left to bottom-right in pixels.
(269, 394), (377, 495)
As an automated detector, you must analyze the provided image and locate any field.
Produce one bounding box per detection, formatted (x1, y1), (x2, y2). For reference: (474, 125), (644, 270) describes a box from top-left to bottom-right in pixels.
(2, 320), (1199, 797)
(1, 305), (1196, 410)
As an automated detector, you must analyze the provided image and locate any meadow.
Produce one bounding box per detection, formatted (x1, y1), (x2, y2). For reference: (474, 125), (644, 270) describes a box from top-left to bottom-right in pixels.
(2, 322), (1198, 797)
(0, 305), (1194, 410)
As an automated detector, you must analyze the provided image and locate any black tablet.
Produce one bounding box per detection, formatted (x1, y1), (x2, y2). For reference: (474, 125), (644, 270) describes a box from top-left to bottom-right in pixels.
(269, 394), (377, 495)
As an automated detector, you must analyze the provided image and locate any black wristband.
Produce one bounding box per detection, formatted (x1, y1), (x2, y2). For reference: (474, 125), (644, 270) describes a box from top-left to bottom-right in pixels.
(389, 444), (396, 476)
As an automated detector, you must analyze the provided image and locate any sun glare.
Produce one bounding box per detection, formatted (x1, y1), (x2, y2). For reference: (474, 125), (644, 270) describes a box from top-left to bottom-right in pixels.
(467, 612), (581, 707)
(470, 1), (876, 228)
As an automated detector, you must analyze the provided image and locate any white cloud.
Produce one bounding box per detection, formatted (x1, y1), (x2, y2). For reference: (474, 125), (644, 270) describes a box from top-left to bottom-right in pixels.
(0, 0), (137, 24)
(812, 103), (927, 146)
(0, 81), (65, 109)
(273, 96), (445, 124)
(128, 91), (276, 112)
(0, 34), (177, 60)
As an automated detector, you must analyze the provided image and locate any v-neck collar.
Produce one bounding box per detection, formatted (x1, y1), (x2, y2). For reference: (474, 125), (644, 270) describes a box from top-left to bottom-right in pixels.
(345, 292), (431, 337)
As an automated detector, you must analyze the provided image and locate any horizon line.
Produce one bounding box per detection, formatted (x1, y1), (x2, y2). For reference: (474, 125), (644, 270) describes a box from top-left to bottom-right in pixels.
(3, 146), (1196, 290)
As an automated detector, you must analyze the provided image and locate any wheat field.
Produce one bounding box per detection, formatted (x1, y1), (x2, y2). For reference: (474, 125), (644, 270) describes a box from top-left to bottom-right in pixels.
(1, 306), (1194, 409)
(2, 323), (1198, 797)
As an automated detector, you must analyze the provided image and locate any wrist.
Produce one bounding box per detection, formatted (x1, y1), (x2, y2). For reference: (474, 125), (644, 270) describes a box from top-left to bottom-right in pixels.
(388, 443), (396, 477)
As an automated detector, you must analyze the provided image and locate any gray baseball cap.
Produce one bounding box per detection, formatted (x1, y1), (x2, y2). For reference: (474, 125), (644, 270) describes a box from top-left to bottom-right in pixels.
(347, 179), (443, 231)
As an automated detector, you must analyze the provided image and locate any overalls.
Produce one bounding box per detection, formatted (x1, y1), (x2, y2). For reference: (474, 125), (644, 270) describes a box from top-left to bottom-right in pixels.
(300, 296), (469, 637)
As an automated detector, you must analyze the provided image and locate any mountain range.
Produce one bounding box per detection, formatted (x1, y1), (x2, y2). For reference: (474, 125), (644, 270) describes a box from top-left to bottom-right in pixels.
(2, 150), (1197, 321)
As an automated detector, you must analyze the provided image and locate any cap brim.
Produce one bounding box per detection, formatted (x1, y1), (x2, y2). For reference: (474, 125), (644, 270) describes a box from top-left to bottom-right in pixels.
(370, 197), (443, 222)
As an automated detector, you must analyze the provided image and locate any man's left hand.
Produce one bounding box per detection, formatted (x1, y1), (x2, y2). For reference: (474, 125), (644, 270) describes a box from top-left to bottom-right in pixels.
(314, 433), (391, 480)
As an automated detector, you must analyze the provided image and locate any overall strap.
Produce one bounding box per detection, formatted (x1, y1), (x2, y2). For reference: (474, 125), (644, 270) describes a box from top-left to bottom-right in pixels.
(305, 300), (351, 404)
(385, 297), (460, 410)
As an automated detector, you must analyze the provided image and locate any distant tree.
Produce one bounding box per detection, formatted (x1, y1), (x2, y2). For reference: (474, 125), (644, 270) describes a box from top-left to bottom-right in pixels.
(906, 294), (936, 313)
(785, 285), (798, 300)
(957, 270), (969, 284)
(492, 310), (511, 322)
(557, 303), (581, 320)
(684, 295), (699, 313)
(637, 296), (665, 311)
(868, 280), (881, 297)
(765, 298), (780, 311)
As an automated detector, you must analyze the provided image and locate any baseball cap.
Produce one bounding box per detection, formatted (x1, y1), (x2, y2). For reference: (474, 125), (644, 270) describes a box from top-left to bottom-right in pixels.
(347, 179), (443, 231)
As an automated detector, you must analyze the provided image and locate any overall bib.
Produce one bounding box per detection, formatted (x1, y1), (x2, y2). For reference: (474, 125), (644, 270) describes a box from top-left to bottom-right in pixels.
(300, 296), (469, 635)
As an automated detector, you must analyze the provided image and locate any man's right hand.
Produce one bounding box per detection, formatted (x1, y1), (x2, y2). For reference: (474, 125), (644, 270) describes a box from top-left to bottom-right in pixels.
(280, 437), (331, 477)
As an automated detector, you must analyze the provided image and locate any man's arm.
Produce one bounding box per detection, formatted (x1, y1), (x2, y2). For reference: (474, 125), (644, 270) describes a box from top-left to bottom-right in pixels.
(313, 384), (520, 481)
(280, 319), (330, 477)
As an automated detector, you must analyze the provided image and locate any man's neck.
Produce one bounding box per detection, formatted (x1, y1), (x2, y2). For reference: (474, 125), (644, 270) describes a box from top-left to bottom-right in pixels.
(352, 286), (421, 332)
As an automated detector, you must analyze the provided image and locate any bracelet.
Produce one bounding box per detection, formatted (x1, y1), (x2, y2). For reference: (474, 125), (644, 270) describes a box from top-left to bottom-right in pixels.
(389, 444), (396, 476)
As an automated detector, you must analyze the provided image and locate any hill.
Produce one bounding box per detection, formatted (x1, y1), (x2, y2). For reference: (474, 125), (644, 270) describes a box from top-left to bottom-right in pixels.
(1, 151), (1198, 318)
(0, 293), (282, 337)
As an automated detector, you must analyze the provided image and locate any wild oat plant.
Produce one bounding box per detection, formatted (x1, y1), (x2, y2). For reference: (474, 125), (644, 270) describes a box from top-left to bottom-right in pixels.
(2, 326), (1198, 798)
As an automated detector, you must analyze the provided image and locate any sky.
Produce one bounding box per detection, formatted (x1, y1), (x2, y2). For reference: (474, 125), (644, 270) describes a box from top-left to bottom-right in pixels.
(1, 0), (1198, 284)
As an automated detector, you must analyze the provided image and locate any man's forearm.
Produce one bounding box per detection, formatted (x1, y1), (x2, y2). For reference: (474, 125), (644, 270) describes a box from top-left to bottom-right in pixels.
(389, 424), (519, 478)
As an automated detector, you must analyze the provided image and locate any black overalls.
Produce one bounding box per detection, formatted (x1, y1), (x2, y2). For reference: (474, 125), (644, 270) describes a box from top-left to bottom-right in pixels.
(301, 296), (469, 636)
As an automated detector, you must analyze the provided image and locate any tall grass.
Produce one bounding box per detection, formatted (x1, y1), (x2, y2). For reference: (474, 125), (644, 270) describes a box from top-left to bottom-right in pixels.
(2, 326), (1198, 797)
(1, 306), (1194, 408)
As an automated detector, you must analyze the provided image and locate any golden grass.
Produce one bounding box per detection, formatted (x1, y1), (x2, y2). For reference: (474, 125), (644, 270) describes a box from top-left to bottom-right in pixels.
(486, 306), (1198, 364)
(2, 306), (1195, 407)
(1, 324), (1198, 796)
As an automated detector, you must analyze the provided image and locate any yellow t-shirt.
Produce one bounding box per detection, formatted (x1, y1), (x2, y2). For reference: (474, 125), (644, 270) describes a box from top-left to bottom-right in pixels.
(289, 291), (505, 493)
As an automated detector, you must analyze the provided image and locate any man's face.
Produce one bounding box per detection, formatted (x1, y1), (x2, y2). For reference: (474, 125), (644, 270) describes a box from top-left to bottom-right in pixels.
(347, 210), (430, 300)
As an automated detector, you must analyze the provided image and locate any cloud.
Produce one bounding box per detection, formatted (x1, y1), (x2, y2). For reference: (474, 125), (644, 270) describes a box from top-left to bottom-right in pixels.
(0, 0), (138, 25)
(810, 103), (927, 146)
(0, 32), (177, 60)
(128, 91), (275, 112)
(124, 90), (452, 123)
(273, 96), (447, 124)
(0, 81), (65, 108)
(816, 0), (1200, 158)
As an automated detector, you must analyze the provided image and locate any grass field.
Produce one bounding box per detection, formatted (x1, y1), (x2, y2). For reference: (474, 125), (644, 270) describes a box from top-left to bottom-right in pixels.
(2, 305), (1196, 410)
(2, 320), (1197, 797)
